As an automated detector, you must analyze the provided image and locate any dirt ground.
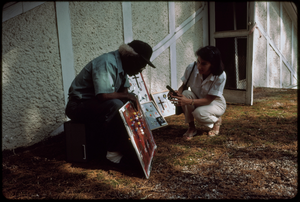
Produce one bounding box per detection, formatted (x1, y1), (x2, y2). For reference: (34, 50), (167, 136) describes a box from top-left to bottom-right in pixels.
(2, 87), (298, 199)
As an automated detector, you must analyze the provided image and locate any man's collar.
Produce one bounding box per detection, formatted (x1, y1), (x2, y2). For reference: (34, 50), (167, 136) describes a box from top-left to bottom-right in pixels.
(114, 50), (124, 74)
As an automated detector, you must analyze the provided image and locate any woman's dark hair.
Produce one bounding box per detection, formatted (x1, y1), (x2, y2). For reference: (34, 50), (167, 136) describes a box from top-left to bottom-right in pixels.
(195, 46), (224, 76)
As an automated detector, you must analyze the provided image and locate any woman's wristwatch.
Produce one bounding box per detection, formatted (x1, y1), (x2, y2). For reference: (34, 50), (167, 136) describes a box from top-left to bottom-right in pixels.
(190, 99), (194, 106)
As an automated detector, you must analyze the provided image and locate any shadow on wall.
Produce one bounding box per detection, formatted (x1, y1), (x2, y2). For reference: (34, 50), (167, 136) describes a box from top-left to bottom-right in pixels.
(2, 2), (66, 150)
(3, 1), (207, 150)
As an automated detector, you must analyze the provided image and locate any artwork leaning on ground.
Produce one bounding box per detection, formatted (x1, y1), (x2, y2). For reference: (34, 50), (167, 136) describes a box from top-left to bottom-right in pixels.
(151, 90), (176, 117)
(140, 101), (168, 130)
(128, 73), (151, 104)
(119, 101), (157, 179)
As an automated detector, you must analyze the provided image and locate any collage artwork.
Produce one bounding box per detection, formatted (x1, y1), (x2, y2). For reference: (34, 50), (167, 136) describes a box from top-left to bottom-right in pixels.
(120, 73), (175, 178)
(128, 73), (170, 130)
(119, 101), (157, 179)
(151, 90), (176, 117)
(128, 73), (151, 103)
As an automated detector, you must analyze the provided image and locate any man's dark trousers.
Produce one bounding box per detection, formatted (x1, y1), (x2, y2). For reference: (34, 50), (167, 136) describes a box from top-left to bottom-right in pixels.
(65, 97), (130, 158)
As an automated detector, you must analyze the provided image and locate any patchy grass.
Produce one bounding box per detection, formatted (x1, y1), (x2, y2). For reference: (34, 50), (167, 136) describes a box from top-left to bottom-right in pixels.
(2, 87), (298, 199)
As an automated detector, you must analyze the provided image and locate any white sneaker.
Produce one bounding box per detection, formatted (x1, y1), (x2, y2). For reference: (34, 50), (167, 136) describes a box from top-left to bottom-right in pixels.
(106, 151), (123, 163)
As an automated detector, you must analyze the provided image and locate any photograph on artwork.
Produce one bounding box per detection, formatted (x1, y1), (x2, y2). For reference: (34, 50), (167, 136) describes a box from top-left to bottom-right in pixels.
(140, 101), (168, 130)
(128, 73), (151, 104)
(119, 101), (157, 179)
(151, 90), (175, 117)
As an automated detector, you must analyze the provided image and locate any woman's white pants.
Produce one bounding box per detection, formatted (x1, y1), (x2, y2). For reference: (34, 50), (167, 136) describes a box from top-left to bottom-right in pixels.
(181, 90), (226, 128)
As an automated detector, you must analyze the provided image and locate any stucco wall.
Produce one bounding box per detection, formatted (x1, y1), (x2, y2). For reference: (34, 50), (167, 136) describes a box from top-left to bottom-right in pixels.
(253, 30), (267, 87)
(282, 63), (291, 88)
(131, 2), (169, 93)
(281, 6), (293, 65)
(269, 2), (280, 48)
(2, 2), (65, 150)
(292, 24), (298, 78)
(175, 2), (203, 89)
(69, 2), (124, 75)
(268, 46), (280, 88)
(253, 2), (297, 88)
(1, 1), (207, 150)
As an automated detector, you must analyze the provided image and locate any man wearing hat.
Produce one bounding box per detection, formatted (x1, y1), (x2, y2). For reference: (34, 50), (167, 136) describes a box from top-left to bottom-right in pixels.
(65, 40), (156, 165)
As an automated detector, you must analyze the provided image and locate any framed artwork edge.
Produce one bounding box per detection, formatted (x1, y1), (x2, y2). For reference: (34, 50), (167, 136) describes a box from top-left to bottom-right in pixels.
(118, 101), (157, 179)
(151, 90), (176, 117)
(128, 72), (151, 104)
(141, 100), (168, 130)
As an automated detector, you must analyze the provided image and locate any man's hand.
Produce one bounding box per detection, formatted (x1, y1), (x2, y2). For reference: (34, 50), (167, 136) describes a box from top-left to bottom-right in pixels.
(96, 91), (139, 111)
(127, 93), (139, 111)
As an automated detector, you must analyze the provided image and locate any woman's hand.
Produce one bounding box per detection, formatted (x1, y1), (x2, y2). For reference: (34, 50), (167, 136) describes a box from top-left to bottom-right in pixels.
(173, 93), (191, 106)
(169, 91), (190, 106)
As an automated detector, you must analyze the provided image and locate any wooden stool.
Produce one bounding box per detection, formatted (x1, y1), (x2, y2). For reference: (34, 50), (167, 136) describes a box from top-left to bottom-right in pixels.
(64, 121), (89, 163)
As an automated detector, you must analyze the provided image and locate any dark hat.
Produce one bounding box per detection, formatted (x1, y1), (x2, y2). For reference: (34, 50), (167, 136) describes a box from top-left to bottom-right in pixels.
(127, 40), (156, 68)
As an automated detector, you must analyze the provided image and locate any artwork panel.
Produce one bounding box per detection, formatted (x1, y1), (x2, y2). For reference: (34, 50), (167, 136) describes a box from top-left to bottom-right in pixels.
(128, 73), (151, 103)
(119, 101), (157, 179)
(141, 101), (168, 130)
(151, 90), (175, 117)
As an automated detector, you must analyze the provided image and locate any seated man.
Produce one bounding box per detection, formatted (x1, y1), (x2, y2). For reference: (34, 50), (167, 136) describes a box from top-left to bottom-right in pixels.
(65, 40), (156, 165)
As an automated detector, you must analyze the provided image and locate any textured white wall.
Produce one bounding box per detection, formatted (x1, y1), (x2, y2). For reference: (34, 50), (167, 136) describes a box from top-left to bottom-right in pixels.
(269, 2), (280, 49)
(131, 2), (169, 94)
(268, 46), (280, 88)
(2, 2), (65, 150)
(69, 2), (124, 74)
(292, 24), (298, 75)
(175, 2), (203, 89)
(253, 32), (268, 87)
(131, 1), (204, 93)
(281, 6), (293, 65)
(2, 1), (206, 150)
(253, 2), (297, 88)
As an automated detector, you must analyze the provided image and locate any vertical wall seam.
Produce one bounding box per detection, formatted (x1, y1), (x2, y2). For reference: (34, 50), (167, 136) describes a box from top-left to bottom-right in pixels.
(203, 2), (209, 46)
(209, 2), (215, 46)
(279, 2), (283, 88)
(55, 2), (76, 106)
(266, 2), (270, 87)
(169, 2), (177, 89)
(291, 22), (294, 85)
(248, 1), (255, 105)
(2, 2), (45, 22)
(255, 20), (297, 79)
(122, 2), (133, 44)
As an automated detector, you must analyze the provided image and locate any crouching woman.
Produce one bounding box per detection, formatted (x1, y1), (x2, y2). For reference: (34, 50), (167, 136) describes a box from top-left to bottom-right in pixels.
(169, 46), (227, 140)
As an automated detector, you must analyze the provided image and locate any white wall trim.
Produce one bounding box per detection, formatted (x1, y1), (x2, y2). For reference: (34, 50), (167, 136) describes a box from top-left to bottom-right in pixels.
(279, 2), (283, 88)
(282, 2), (298, 26)
(121, 2), (207, 89)
(202, 2), (209, 46)
(169, 2), (175, 33)
(55, 2), (76, 106)
(122, 2), (133, 43)
(50, 123), (64, 136)
(209, 2), (216, 46)
(291, 22), (294, 84)
(151, 3), (206, 62)
(266, 2), (270, 87)
(255, 20), (297, 81)
(168, 2), (177, 89)
(2, 2), (45, 22)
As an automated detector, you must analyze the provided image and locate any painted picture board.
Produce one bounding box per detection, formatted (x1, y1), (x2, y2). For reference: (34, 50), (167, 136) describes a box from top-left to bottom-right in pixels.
(151, 90), (175, 117)
(119, 101), (157, 179)
(140, 101), (168, 130)
(128, 73), (151, 103)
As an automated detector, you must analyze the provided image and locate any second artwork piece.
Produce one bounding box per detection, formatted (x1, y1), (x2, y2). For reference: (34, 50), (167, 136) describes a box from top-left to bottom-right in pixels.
(151, 90), (175, 117)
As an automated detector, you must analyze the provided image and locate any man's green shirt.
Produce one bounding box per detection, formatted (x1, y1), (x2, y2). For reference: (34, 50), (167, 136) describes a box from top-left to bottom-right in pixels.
(68, 50), (130, 99)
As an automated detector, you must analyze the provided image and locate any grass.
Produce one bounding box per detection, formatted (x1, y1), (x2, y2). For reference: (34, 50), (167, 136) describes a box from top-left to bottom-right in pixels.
(2, 87), (298, 199)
